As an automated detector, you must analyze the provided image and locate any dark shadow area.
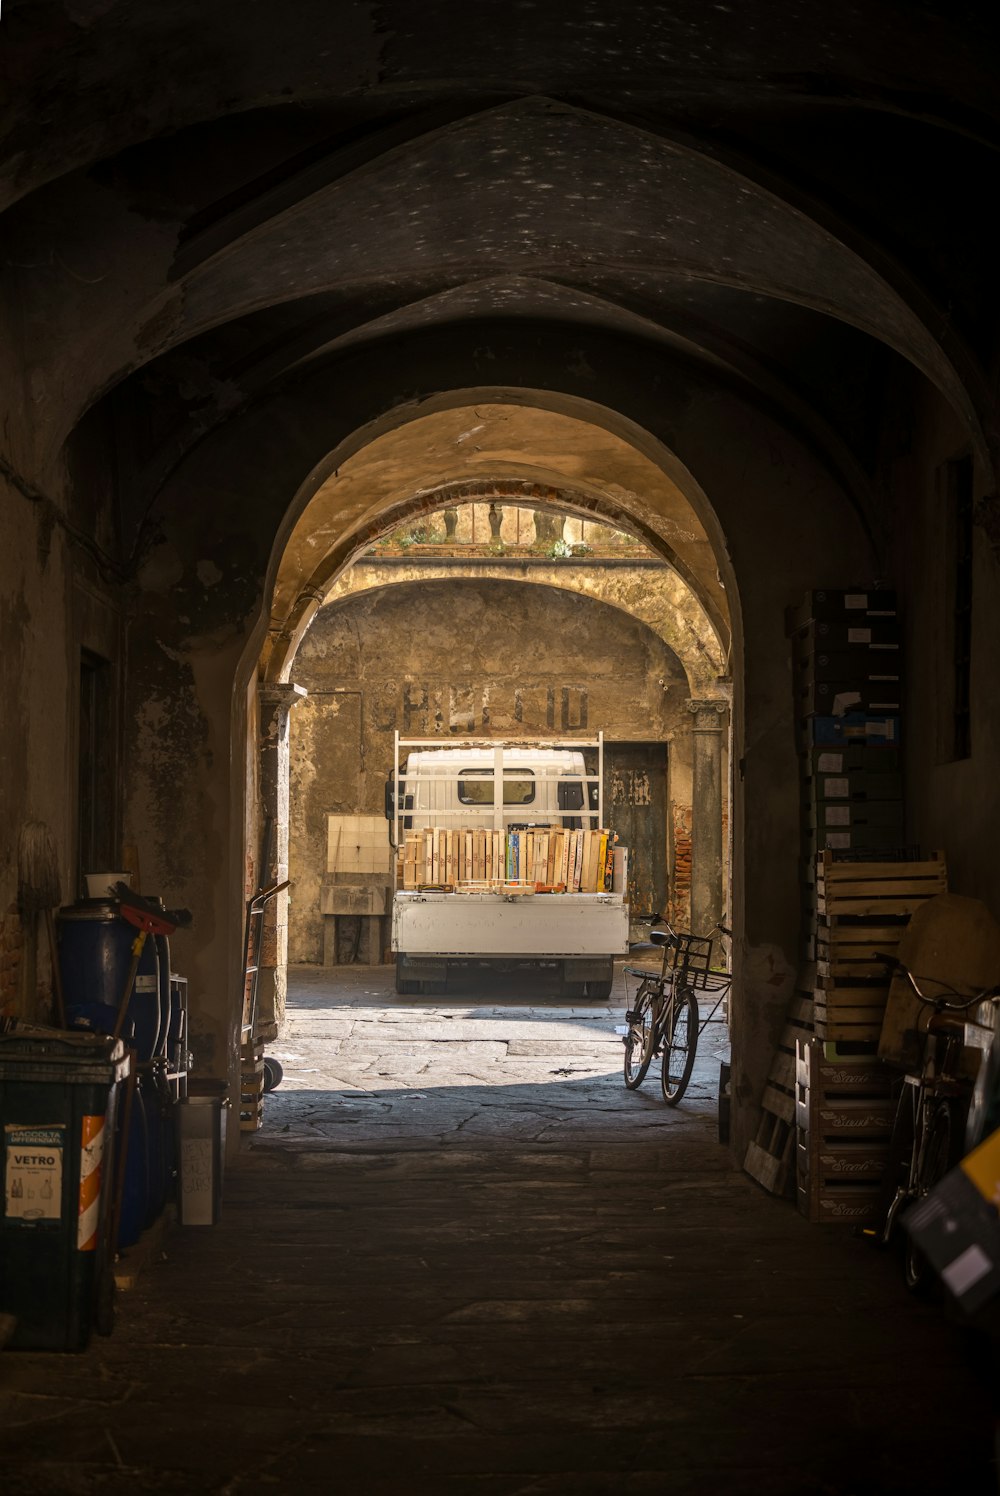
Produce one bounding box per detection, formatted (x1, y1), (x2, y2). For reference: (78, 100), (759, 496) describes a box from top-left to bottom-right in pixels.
(1, 1096), (995, 1496)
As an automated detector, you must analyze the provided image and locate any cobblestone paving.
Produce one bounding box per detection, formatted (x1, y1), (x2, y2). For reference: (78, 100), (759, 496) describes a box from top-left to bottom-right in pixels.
(257, 962), (731, 1150)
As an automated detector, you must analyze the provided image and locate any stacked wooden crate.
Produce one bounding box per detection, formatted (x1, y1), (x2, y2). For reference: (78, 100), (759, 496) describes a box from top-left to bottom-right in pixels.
(809, 853), (948, 1044)
(795, 1037), (895, 1224)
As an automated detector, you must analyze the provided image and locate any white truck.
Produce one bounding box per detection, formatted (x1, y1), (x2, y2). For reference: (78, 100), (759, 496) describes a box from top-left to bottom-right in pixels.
(385, 733), (629, 997)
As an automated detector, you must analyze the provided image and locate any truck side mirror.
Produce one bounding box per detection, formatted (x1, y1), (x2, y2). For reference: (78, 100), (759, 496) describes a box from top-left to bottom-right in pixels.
(384, 778), (395, 820)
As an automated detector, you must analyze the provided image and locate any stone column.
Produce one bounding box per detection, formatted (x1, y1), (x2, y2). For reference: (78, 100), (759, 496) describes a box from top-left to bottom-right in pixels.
(686, 698), (729, 936)
(257, 682), (308, 1037)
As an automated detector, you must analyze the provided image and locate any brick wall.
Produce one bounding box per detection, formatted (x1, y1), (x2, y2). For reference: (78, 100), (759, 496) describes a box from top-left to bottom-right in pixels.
(671, 804), (693, 929)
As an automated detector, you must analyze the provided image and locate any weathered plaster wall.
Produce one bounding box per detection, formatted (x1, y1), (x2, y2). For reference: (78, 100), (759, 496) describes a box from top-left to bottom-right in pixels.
(0, 459), (122, 1021)
(896, 380), (1000, 918)
(287, 577), (692, 964)
(326, 554), (726, 695)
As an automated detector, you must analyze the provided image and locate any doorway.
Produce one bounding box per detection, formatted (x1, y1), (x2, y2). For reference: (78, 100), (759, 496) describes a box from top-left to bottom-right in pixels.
(604, 741), (669, 930)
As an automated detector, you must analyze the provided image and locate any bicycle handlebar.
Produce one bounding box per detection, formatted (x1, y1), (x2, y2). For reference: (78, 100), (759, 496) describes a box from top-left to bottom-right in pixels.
(874, 953), (1000, 1012)
(640, 913), (731, 942)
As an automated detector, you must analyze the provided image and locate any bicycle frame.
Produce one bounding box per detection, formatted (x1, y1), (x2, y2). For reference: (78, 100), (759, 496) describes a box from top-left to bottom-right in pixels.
(877, 1019), (968, 1246)
(870, 962), (998, 1252)
(622, 916), (732, 1103)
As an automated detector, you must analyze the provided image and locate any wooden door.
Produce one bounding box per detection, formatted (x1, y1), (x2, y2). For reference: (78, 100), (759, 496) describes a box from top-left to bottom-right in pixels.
(604, 742), (668, 926)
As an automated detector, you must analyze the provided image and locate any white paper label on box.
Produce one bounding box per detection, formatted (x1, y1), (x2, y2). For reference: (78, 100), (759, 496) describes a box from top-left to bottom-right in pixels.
(4, 1124), (64, 1222)
(832, 691), (862, 715)
(826, 832), (852, 849)
(844, 593), (868, 609)
(847, 627), (872, 643)
(822, 776), (850, 799)
(826, 806), (851, 826)
(942, 1243), (993, 1297)
(816, 752), (844, 774)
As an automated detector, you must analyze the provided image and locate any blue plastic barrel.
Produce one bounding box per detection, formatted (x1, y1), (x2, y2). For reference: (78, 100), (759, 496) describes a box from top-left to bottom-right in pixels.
(57, 901), (161, 1061)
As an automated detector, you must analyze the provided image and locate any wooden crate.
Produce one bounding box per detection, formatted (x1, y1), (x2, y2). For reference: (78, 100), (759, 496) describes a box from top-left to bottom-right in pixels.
(795, 1037), (894, 1224)
(815, 923), (903, 977)
(814, 852), (947, 920)
(796, 1136), (892, 1220)
(813, 974), (890, 1043)
(744, 990), (815, 1197)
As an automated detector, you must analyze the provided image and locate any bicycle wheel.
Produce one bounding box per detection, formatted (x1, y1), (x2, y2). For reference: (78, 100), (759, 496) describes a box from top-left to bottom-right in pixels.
(623, 984), (657, 1090)
(904, 1098), (960, 1294)
(661, 988), (698, 1105)
(869, 1080), (917, 1248)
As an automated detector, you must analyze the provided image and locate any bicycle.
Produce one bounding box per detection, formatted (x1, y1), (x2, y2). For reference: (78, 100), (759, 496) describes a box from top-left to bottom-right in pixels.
(622, 915), (732, 1106)
(867, 955), (1000, 1292)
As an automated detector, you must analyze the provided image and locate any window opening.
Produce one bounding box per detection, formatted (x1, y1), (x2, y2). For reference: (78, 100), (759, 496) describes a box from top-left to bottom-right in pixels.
(458, 769), (535, 805)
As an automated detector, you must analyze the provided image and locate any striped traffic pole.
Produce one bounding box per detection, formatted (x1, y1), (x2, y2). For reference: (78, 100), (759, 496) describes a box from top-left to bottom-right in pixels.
(78, 1114), (106, 1251)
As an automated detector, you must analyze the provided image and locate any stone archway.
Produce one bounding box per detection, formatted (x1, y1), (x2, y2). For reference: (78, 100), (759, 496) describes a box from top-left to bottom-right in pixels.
(249, 399), (735, 1037)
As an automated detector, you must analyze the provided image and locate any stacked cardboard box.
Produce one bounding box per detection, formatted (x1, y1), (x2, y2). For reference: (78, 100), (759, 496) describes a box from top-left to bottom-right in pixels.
(792, 589), (904, 859)
(744, 588), (909, 1201)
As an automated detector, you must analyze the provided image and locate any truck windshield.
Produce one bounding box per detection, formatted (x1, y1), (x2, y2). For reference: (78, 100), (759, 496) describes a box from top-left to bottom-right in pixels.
(458, 770), (535, 805)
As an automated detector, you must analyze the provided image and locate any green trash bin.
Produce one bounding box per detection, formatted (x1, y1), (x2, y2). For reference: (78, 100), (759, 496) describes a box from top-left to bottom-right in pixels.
(0, 1027), (130, 1350)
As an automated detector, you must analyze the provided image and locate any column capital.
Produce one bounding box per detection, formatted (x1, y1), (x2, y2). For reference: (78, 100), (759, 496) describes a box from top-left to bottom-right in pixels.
(260, 682), (308, 713)
(686, 697), (729, 729)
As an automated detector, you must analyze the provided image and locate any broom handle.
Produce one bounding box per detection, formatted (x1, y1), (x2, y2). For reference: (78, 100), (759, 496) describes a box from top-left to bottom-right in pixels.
(44, 908), (65, 1027)
(113, 933), (147, 1041)
(107, 1060), (137, 1260)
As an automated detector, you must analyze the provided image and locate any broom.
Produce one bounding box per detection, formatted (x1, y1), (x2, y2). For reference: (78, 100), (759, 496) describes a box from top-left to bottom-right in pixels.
(17, 822), (65, 1026)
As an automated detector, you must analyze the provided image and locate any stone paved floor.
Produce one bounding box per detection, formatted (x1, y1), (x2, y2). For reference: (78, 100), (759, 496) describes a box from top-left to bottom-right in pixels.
(0, 962), (997, 1494)
(262, 962), (731, 1150)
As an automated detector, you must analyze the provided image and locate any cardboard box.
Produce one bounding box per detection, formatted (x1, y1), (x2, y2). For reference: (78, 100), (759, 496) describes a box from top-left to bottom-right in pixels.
(794, 618), (901, 651)
(794, 589), (897, 628)
(804, 745), (901, 775)
(904, 1131), (1000, 1318)
(803, 715), (901, 747)
(806, 800), (905, 831)
(798, 679), (902, 714)
(794, 646), (901, 686)
(804, 769), (902, 803)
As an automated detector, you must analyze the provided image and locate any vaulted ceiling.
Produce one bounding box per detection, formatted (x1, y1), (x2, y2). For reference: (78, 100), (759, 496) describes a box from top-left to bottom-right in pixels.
(3, 1), (998, 563)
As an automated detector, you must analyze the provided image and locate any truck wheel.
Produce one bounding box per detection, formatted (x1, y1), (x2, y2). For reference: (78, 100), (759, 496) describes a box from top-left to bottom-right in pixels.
(586, 978), (614, 1001)
(263, 1056), (283, 1092)
(395, 956), (420, 995)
